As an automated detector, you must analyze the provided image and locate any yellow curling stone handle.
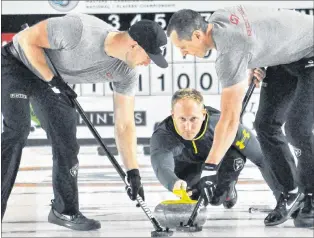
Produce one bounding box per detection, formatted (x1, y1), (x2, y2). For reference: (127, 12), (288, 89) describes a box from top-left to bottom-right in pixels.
(161, 189), (197, 205)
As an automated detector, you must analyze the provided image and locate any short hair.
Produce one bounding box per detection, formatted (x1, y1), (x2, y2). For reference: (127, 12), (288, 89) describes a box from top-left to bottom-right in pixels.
(167, 9), (208, 40)
(171, 88), (204, 109)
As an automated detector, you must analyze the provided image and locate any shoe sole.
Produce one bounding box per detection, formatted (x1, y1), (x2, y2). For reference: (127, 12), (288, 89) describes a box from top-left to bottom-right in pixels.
(265, 194), (305, 227)
(48, 210), (101, 231)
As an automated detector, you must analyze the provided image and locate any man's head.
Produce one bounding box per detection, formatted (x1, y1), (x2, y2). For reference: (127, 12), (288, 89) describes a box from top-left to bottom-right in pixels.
(126, 20), (168, 69)
(171, 88), (207, 140)
(167, 9), (212, 58)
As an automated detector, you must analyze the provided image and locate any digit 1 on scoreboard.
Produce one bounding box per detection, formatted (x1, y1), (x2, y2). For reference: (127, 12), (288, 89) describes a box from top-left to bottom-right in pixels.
(150, 64), (172, 95)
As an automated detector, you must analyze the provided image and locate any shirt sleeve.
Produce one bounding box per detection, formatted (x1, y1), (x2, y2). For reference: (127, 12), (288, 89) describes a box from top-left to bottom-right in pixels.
(112, 70), (138, 96)
(215, 51), (250, 88)
(150, 132), (179, 192)
(47, 14), (83, 50)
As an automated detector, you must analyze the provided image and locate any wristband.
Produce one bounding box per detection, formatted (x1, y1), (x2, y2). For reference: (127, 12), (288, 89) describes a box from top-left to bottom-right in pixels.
(201, 163), (218, 178)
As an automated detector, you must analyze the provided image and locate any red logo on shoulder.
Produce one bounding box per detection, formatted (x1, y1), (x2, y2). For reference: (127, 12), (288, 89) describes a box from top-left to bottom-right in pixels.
(230, 14), (240, 25)
(106, 72), (113, 79)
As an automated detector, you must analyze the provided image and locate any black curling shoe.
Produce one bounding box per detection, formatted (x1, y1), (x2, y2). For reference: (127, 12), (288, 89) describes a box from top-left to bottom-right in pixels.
(264, 192), (304, 226)
(48, 208), (101, 231)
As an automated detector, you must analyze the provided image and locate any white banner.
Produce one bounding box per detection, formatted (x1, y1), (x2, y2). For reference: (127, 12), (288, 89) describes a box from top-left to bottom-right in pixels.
(2, 1), (313, 14)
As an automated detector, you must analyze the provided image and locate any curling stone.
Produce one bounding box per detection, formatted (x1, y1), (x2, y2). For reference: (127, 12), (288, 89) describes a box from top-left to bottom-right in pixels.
(154, 189), (207, 228)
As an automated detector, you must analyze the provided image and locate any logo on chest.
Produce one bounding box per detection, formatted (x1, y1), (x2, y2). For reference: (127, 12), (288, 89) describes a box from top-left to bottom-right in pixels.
(230, 14), (240, 25)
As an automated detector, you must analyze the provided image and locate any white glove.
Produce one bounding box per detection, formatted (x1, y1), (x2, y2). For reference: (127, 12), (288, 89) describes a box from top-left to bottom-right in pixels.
(172, 180), (187, 191)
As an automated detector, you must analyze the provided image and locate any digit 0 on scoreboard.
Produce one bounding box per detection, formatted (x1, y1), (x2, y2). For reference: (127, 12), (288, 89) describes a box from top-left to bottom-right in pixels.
(173, 64), (195, 92)
(195, 63), (219, 95)
(150, 64), (173, 95)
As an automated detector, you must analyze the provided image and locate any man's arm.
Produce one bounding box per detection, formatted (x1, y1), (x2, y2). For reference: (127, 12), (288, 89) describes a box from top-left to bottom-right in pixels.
(205, 79), (247, 165)
(17, 15), (82, 81)
(150, 131), (181, 191)
(150, 151), (179, 192)
(17, 20), (54, 80)
(113, 92), (138, 170)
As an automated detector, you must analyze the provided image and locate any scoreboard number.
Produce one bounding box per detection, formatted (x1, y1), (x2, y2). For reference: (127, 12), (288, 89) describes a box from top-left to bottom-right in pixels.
(196, 49), (217, 63)
(130, 14), (142, 26)
(154, 13), (167, 29)
(107, 14), (120, 30)
(195, 63), (219, 94)
(200, 12), (212, 22)
(150, 64), (173, 95)
(173, 64), (195, 92)
(136, 67), (150, 95)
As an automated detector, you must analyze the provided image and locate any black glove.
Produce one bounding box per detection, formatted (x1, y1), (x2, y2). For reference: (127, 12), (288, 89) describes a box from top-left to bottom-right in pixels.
(48, 76), (77, 99)
(126, 169), (145, 202)
(199, 163), (218, 206)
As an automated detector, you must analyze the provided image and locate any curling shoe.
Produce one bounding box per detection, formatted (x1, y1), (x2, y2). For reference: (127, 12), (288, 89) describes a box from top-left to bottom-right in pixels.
(223, 180), (238, 209)
(264, 192), (304, 226)
(48, 207), (101, 231)
(210, 180), (237, 209)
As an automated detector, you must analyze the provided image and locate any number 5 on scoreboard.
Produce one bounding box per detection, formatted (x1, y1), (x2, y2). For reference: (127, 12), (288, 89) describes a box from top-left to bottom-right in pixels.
(154, 14), (166, 29)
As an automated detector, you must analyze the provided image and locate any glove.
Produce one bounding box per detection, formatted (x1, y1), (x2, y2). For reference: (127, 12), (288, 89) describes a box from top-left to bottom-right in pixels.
(172, 180), (187, 192)
(199, 163), (218, 206)
(126, 169), (145, 202)
(48, 76), (77, 99)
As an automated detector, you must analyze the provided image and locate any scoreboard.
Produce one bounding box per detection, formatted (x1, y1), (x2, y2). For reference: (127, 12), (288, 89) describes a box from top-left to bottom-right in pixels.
(75, 47), (221, 97)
